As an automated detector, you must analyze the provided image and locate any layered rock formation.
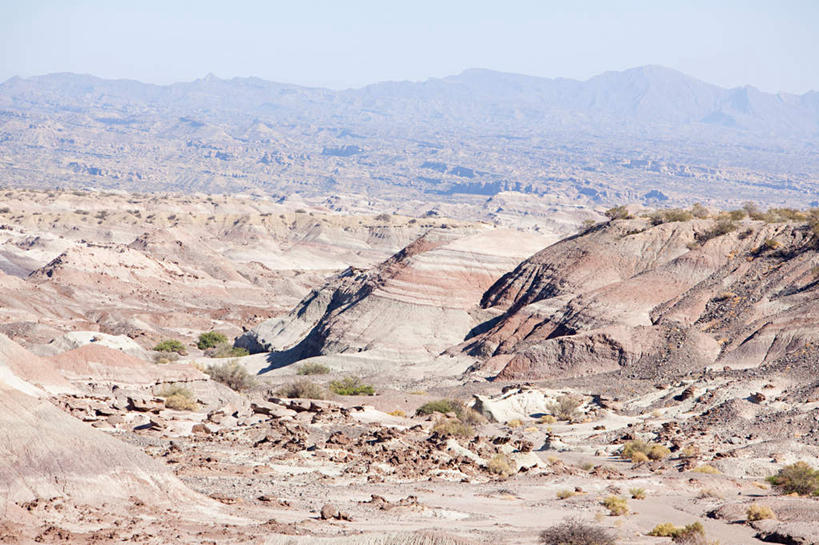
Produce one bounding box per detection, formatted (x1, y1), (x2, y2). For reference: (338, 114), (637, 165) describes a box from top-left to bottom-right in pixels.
(466, 217), (819, 381)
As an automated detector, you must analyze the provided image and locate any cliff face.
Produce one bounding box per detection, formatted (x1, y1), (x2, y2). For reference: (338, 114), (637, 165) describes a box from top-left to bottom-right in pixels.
(468, 217), (819, 381)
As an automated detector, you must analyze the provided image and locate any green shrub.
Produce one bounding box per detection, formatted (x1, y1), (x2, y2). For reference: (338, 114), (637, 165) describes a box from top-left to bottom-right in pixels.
(276, 379), (327, 400)
(329, 376), (375, 396)
(197, 331), (228, 350)
(767, 461), (819, 496)
(297, 362), (331, 375)
(157, 384), (198, 411)
(204, 359), (255, 391)
(651, 208), (693, 225)
(601, 495), (628, 516)
(539, 518), (616, 545)
(698, 219), (737, 243)
(416, 399), (466, 418)
(648, 522), (705, 541)
(154, 339), (187, 355)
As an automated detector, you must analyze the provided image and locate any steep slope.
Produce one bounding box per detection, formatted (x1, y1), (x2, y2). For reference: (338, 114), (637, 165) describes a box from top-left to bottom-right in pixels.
(236, 227), (554, 365)
(466, 216), (819, 381)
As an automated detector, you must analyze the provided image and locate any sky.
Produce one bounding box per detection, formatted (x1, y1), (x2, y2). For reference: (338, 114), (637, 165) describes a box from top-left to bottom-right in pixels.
(1, 0), (818, 94)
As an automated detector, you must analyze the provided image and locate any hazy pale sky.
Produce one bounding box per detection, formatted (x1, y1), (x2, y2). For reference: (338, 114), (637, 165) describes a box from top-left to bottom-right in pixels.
(2, 0), (818, 93)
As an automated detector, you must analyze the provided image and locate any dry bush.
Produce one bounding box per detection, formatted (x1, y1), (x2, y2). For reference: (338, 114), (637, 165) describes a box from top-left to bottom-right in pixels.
(601, 495), (628, 516)
(539, 414), (557, 424)
(746, 503), (775, 521)
(767, 461), (819, 496)
(297, 362), (331, 375)
(388, 409), (406, 417)
(157, 384), (198, 411)
(629, 487), (646, 500)
(604, 206), (631, 220)
(204, 359), (256, 391)
(620, 440), (669, 461)
(208, 343), (250, 358)
(698, 219), (738, 243)
(487, 454), (514, 477)
(549, 394), (582, 421)
(648, 522), (707, 543)
(277, 379), (327, 399)
(692, 464), (720, 474)
(506, 419), (523, 428)
(539, 518), (616, 545)
(556, 489), (577, 500)
(651, 208), (693, 225)
(416, 399), (485, 425)
(697, 487), (724, 499)
(630, 451), (649, 464)
(691, 203), (710, 218)
(432, 419), (474, 439)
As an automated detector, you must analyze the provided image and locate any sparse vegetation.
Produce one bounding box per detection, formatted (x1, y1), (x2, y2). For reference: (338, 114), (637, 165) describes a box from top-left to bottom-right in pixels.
(208, 343), (249, 358)
(157, 385), (198, 411)
(556, 489), (577, 500)
(601, 495), (628, 516)
(431, 419), (474, 438)
(620, 440), (669, 461)
(548, 394), (582, 421)
(604, 205), (631, 221)
(487, 454), (514, 477)
(297, 362), (331, 375)
(698, 219), (738, 243)
(329, 376), (375, 396)
(204, 359), (256, 391)
(650, 208), (693, 225)
(538, 414), (557, 424)
(766, 461), (819, 496)
(153, 339), (187, 355)
(629, 487), (646, 500)
(197, 331), (228, 350)
(539, 518), (616, 545)
(417, 399), (465, 418)
(692, 464), (720, 474)
(276, 379), (327, 400)
(746, 503), (775, 521)
(506, 418), (523, 428)
(648, 521), (705, 541)
(387, 409), (406, 417)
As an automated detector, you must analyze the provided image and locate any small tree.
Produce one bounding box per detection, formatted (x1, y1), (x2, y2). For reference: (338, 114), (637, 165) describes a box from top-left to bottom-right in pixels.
(767, 461), (819, 496)
(154, 339), (187, 355)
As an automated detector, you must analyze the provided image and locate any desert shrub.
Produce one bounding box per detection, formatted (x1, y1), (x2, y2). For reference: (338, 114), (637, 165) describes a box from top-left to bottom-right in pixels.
(197, 331), (228, 350)
(651, 208), (693, 225)
(629, 487), (646, 499)
(204, 360), (256, 391)
(601, 495), (628, 516)
(604, 205), (631, 221)
(416, 399), (466, 418)
(549, 394), (582, 421)
(153, 352), (179, 364)
(154, 339), (187, 355)
(276, 379), (327, 399)
(374, 213), (392, 222)
(329, 376), (375, 396)
(209, 343), (249, 358)
(648, 522), (706, 542)
(725, 209), (747, 221)
(691, 203), (710, 219)
(620, 440), (669, 461)
(506, 418), (523, 428)
(539, 518), (616, 545)
(767, 461), (819, 496)
(388, 409), (406, 417)
(539, 414), (557, 424)
(157, 385), (198, 411)
(432, 419), (474, 438)
(746, 503), (775, 521)
(487, 454), (514, 477)
(297, 362), (331, 375)
(631, 451), (650, 463)
(698, 219), (737, 243)
(556, 489), (577, 500)
(692, 464), (720, 474)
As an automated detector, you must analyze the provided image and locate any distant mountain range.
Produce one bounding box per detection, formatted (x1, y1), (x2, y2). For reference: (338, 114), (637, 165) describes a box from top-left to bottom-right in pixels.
(2, 66), (818, 140)
(0, 66), (817, 207)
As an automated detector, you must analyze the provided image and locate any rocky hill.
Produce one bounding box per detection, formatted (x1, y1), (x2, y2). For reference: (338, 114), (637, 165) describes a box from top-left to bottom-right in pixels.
(466, 210), (819, 383)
